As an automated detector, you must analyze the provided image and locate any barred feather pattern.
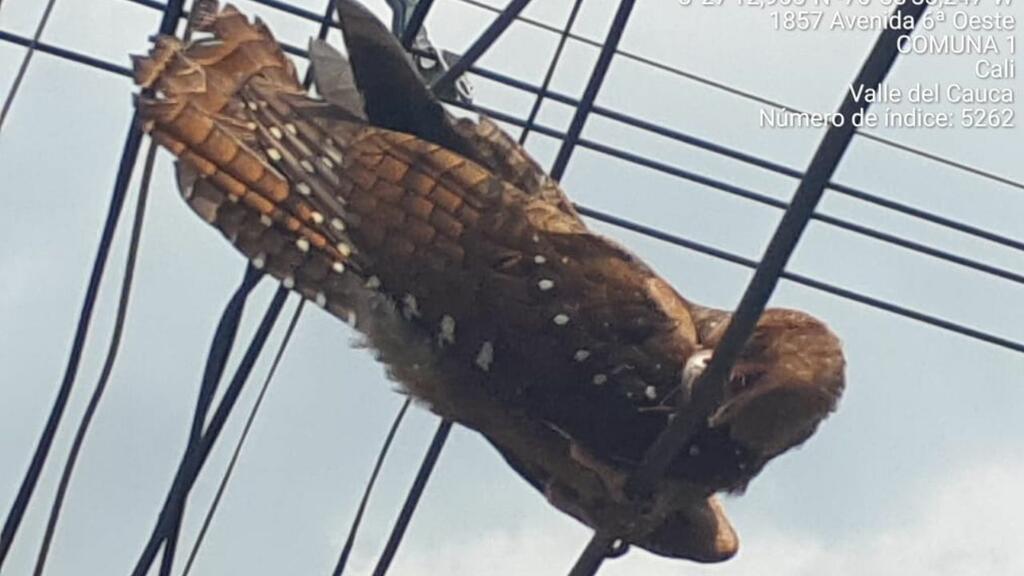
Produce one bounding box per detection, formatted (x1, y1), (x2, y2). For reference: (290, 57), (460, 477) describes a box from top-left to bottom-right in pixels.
(133, 3), (845, 563)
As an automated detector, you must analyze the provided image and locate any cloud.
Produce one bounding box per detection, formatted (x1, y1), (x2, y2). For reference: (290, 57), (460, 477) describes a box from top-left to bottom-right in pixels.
(380, 456), (1023, 576)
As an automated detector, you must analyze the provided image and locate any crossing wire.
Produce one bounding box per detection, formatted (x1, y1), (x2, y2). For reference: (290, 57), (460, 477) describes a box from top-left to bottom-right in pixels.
(332, 399), (413, 576)
(0, 1), (1019, 573)
(31, 144), (157, 576)
(570, 3), (930, 573)
(180, 300), (307, 576)
(456, 0), (1024, 194)
(119, 0), (1024, 256)
(0, 27), (1021, 357)
(0, 1), (187, 569)
(0, 0), (58, 133)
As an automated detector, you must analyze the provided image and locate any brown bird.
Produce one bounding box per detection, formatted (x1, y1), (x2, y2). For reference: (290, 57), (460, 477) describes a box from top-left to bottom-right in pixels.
(133, 1), (845, 562)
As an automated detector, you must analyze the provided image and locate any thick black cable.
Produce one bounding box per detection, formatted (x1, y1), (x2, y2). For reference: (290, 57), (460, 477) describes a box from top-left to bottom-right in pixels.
(0, 30), (1017, 354)
(630, 0), (929, 498)
(429, 0), (531, 91)
(576, 5), (931, 575)
(371, 419), (452, 576)
(517, 0), (582, 145)
(130, 285), (287, 576)
(574, 204), (1024, 355)
(179, 300), (306, 576)
(30, 144), (157, 576)
(332, 398), (412, 576)
(158, 7), (229, 571)
(128, 0), (1024, 193)
(549, 0), (633, 180)
(399, 0), (435, 48)
(0, 0), (58, 134)
(456, 0), (1024, 194)
(156, 264), (263, 575)
(459, 62), (1024, 255)
(50, 0), (1024, 255)
(0, 2), (186, 568)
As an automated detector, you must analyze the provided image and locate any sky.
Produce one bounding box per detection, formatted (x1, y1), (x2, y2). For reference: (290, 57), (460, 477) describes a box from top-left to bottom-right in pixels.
(0, 0), (1022, 575)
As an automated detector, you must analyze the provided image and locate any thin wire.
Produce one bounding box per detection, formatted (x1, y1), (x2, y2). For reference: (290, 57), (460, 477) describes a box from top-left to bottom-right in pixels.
(157, 5), (231, 572)
(332, 398), (413, 576)
(632, 0), (930, 502)
(371, 419), (453, 576)
(0, 2), (187, 567)
(462, 61), (1024, 253)
(399, 0), (435, 48)
(0, 0), (58, 135)
(112, 0), (1024, 253)
(30, 144), (157, 576)
(517, 0), (582, 145)
(549, 0), (634, 180)
(179, 300), (306, 576)
(130, 286), (288, 576)
(455, 0), (1024, 194)
(429, 0), (531, 91)
(573, 2), (930, 572)
(0, 29), (1017, 354)
(160, 265), (264, 576)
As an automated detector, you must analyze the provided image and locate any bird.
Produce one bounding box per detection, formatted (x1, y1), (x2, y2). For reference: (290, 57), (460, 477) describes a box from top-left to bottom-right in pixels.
(132, 1), (845, 562)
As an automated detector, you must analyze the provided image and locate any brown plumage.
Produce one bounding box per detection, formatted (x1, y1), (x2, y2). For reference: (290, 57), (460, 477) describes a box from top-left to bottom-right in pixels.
(133, 1), (845, 562)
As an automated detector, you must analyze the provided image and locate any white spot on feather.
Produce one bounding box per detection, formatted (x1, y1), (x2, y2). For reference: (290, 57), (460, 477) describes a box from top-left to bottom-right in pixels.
(296, 182), (311, 196)
(269, 126), (283, 139)
(295, 238), (310, 252)
(438, 315), (456, 347)
(475, 341), (494, 372)
(553, 313), (570, 326)
(592, 374), (607, 385)
(266, 148), (282, 161)
(282, 276), (295, 289)
(315, 292), (327, 307)
(644, 385), (657, 400)
(332, 261), (345, 274)
(402, 294), (420, 319)
(573, 349), (590, 362)
(365, 276), (381, 289)
(259, 214), (273, 227)
(534, 255), (547, 264)
(538, 279), (555, 291)
(252, 253), (266, 270)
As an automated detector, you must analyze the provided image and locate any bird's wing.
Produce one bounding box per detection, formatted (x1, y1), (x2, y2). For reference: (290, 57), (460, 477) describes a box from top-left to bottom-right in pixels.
(318, 0), (579, 216)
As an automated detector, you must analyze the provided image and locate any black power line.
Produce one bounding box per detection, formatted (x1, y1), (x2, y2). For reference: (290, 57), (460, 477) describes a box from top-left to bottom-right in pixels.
(549, 0), (634, 180)
(456, 0), (1024, 195)
(0, 2), (187, 569)
(517, 0), (584, 145)
(569, 4), (930, 574)
(429, 0), (531, 91)
(0, 26), (1020, 356)
(130, 284), (289, 576)
(181, 300), (307, 576)
(0, 0), (59, 133)
(31, 144), (157, 576)
(332, 399), (412, 576)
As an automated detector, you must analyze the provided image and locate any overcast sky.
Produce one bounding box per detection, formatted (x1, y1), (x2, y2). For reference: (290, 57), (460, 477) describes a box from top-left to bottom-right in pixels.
(1, 0), (1022, 575)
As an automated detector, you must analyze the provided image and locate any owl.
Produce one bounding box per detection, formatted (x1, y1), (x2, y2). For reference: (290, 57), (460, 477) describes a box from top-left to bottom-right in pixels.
(132, 1), (845, 562)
